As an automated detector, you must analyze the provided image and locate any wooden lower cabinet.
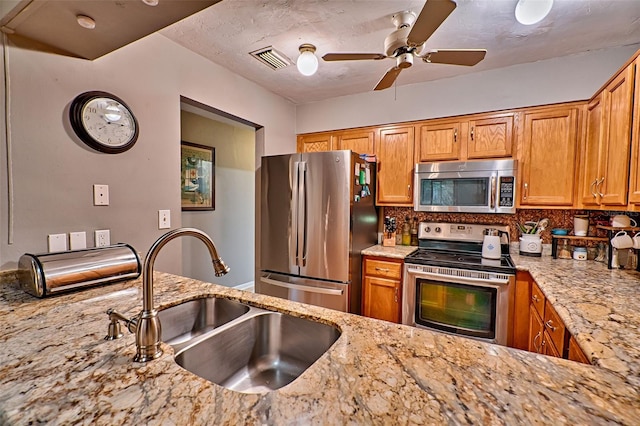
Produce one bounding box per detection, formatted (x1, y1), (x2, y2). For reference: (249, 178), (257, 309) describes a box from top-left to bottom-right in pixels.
(568, 336), (591, 364)
(362, 256), (403, 323)
(511, 271), (532, 350)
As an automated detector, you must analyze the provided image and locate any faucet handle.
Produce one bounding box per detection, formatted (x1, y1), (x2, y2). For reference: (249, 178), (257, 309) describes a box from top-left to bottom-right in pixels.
(105, 309), (124, 340)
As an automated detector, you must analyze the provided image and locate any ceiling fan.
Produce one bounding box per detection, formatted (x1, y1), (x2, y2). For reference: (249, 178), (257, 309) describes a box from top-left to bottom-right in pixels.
(322, 0), (487, 91)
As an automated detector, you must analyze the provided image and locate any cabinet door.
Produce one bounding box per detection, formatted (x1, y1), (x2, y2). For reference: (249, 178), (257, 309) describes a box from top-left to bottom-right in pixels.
(335, 129), (375, 155)
(297, 133), (334, 153)
(416, 120), (461, 162)
(467, 114), (514, 159)
(528, 305), (544, 354)
(629, 58), (640, 205)
(519, 106), (579, 206)
(543, 299), (567, 355)
(511, 271), (532, 350)
(580, 94), (604, 207)
(542, 331), (561, 358)
(599, 65), (635, 206)
(568, 336), (591, 364)
(362, 276), (401, 323)
(376, 126), (415, 206)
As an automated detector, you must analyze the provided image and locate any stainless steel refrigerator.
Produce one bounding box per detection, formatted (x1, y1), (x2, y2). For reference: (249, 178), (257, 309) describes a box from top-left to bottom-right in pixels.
(258, 150), (377, 314)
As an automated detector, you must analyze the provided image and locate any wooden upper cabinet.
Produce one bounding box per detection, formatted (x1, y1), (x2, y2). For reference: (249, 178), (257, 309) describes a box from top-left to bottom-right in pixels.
(628, 58), (640, 205)
(599, 65), (635, 206)
(297, 132), (334, 153)
(467, 114), (514, 159)
(416, 120), (462, 162)
(580, 94), (605, 207)
(519, 105), (580, 207)
(335, 129), (375, 155)
(376, 125), (415, 206)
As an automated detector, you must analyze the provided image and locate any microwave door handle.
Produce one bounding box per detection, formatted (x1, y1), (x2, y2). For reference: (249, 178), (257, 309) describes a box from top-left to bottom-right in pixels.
(490, 175), (497, 210)
(298, 162), (307, 267)
(291, 161), (300, 267)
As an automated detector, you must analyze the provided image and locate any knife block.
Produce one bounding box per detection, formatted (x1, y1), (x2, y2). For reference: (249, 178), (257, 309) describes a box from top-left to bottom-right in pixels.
(382, 232), (396, 247)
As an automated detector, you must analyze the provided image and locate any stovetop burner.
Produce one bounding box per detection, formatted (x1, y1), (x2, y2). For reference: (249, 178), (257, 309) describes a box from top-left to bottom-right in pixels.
(405, 248), (515, 275)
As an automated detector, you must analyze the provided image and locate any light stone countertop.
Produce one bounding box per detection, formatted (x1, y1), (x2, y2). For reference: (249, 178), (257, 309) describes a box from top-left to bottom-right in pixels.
(361, 244), (418, 259)
(0, 261), (639, 424)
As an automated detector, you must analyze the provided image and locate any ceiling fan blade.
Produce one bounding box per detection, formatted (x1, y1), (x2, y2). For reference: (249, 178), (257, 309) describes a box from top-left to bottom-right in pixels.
(374, 66), (403, 91)
(423, 49), (487, 66)
(322, 53), (387, 61)
(407, 0), (457, 48)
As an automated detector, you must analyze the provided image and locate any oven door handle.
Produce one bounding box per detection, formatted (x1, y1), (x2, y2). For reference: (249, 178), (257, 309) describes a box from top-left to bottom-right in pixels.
(405, 268), (511, 285)
(261, 277), (344, 296)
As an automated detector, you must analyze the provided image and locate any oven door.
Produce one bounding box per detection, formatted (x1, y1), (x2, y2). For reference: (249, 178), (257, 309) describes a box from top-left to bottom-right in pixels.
(402, 264), (512, 345)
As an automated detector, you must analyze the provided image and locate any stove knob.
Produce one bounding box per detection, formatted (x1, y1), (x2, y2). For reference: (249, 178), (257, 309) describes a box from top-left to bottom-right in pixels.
(435, 227), (441, 233)
(425, 226), (431, 233)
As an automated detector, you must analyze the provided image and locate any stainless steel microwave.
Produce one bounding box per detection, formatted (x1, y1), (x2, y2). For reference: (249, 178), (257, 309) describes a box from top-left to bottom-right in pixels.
(414, 159), (517, 214)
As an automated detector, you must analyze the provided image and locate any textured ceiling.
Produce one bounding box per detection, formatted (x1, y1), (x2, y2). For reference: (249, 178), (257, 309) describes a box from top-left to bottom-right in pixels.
(161, 0), (640, 104)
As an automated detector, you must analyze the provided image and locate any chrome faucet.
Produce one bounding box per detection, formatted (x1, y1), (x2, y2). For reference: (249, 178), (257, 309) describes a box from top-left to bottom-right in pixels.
(105, 228), (230, 362)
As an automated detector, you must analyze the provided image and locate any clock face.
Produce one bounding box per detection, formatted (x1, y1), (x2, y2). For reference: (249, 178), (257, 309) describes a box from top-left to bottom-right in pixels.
(70, 91), (139, 154)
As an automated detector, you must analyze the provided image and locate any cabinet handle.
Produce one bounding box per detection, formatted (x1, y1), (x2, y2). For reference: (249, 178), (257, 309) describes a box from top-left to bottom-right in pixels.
(589, 179), (598, 198)
(407, 184), (411, 197)
(541, 338), (546, 353)
(533, 331), (542, 353)
(596, 177), (605, 198)
(375, 267), (390, 272)
(470, 126), (474, 141)
(532, 294), (539, 303)
(394, 287), (398, 303)
(454, 128), (458, 142)
(545, 320), (557, 332)
(523, 183), (529, 200)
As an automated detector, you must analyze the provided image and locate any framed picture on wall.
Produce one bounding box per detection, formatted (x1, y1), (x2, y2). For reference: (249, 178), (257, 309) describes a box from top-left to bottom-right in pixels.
(181, 141), (215, 211)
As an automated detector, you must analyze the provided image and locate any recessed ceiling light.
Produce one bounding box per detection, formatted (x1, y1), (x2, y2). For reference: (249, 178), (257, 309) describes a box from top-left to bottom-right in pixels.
(76, 15), (96, 30)
(515, 0), (553, 25)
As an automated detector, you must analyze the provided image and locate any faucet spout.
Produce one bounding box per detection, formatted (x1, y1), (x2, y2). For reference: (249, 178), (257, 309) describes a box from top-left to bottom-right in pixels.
(134, 227), (230, 362)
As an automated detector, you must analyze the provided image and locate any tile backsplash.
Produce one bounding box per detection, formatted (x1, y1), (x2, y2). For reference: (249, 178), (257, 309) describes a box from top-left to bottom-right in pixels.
(382, 207), (639, 244)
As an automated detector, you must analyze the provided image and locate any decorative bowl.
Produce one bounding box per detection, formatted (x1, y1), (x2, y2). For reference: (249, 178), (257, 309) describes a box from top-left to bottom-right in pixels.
(551, 228), (569, 235)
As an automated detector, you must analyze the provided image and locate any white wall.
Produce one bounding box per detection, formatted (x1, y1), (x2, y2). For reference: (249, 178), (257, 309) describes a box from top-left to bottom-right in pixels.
(0, 33), (296, 272)
(180, 110), (255, 287)
(296, 44), (640, 133)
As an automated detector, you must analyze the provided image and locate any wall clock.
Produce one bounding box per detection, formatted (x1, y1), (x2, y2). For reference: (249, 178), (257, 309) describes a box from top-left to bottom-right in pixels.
(69, 91), (139, 154)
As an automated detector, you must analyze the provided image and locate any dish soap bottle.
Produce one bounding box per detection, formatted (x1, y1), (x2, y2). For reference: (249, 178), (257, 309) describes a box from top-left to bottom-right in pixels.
(402, 216), (411, 246)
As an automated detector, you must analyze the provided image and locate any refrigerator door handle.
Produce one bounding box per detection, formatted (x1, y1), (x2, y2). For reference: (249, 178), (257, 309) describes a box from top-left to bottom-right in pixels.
(291, 161), (300, 267)
(299, 161), (308, 266)
(261, 277), (344, 296)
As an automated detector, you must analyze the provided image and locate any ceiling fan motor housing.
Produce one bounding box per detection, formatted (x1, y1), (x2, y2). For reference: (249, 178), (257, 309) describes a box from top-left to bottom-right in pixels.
(396, 52), (413, 69)
(384, 24), (425, 58)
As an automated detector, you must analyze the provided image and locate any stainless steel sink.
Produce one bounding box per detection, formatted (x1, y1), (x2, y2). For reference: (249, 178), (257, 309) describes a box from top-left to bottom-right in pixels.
(158, 297), (249, 347)
(174, 311), (341, 393)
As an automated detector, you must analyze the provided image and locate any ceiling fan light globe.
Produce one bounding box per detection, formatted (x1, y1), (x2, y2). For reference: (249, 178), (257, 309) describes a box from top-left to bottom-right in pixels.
(297, 51), (318, 76)
(515, 0), (553, 25)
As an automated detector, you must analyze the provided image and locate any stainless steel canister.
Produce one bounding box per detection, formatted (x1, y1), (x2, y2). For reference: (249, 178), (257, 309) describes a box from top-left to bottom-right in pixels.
(18, 244), (141, 298)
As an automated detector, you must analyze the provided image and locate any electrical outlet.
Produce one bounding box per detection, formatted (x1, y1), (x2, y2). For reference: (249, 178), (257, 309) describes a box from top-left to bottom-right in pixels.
(158, 209), (171, 229)
(93, 184), (109, 206)
(48, 233), (68, 252)
(70, 231), (87, 250)
(95, 229), (110, 247)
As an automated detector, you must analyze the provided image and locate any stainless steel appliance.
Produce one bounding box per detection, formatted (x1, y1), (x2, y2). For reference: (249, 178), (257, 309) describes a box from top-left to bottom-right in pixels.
(414, 159), (517, 214)
(258, 150), (377, 314)
(402, 222), (515, 346)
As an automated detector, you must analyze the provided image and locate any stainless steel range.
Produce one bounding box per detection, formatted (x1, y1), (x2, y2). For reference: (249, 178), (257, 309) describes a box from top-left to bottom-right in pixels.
(402, 222), (515, 346)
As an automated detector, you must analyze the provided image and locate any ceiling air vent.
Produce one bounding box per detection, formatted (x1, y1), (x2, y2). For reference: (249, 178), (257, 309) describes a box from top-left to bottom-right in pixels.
(250, 47), (292, 70)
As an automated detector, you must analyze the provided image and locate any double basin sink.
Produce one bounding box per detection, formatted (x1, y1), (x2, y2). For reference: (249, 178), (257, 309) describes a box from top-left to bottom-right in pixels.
(157, 297), (341, 394)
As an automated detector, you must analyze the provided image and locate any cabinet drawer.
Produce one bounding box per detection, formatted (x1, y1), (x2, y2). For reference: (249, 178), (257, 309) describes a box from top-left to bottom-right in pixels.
(531, 282), (545, 318)
(364, 259), (402, 280)
(543, 301), (566, 354)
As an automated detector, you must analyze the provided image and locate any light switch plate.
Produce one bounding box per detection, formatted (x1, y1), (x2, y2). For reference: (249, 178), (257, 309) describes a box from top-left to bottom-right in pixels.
(70, 231), (87, 250)
(95, 229), (110, 247)
(48, 233), (68, 252)
(93, 184), (109, 206)
(158, 209), (171, 229)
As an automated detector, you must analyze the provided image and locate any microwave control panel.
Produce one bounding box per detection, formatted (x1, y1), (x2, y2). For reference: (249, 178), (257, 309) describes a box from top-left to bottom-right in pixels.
(499, 176), (515, 207)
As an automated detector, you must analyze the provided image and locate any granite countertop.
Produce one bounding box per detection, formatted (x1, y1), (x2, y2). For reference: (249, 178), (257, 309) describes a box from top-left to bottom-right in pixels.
(361, 244), (417, 259)
(1, 265), (639, 424)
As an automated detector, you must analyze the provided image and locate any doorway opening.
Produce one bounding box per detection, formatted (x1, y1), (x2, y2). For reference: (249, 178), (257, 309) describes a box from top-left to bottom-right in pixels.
(179, 96), (260, 290)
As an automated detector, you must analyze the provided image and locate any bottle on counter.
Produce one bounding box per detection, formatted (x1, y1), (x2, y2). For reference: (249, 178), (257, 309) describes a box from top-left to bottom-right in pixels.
(402, 216), (411, 246)
(410, 216), (418, 246)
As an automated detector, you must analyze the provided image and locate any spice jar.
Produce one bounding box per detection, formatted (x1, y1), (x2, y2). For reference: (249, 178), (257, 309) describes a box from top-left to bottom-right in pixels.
(573, 247), (587, 261)
(402, 216), (411, 245)
(558, 240), (572, 259)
